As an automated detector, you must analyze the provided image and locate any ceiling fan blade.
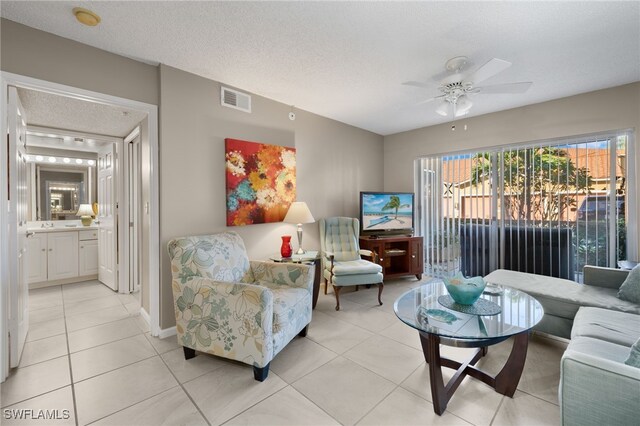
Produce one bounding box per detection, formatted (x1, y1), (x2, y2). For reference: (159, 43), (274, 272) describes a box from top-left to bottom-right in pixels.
(464, 58), (512, 84)
(402, 80), (433, 89)
(416, 95), (445, 105)
(476, 82), (533, 94)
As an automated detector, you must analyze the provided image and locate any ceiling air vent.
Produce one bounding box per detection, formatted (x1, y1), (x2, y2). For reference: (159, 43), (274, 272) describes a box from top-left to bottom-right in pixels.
(221, 86), (251, 113)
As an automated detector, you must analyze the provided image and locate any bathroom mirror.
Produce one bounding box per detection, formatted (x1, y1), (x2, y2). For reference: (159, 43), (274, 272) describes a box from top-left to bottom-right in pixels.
(46, 181), (81, 220)
(34, 165), (96, 221)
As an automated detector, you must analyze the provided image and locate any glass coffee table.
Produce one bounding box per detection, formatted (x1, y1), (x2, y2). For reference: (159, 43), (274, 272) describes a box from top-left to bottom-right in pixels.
(394, 281), (543, 415)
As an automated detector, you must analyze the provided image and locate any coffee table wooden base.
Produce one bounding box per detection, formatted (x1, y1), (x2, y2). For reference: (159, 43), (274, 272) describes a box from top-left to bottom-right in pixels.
(419, 331), (530, 415)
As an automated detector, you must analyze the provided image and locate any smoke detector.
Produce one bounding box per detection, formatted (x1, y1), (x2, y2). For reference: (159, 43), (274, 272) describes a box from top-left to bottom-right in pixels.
(73, 7), (101, 27)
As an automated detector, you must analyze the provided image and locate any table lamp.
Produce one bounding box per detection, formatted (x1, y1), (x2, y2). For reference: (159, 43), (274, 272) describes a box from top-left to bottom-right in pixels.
(284, 201), (315, 254)
(77, 204), (95, 226)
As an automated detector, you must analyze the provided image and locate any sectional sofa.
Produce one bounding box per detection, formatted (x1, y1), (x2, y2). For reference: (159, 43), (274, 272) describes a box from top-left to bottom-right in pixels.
(485, 266), (640, 426)
(484, 266), (639, 339)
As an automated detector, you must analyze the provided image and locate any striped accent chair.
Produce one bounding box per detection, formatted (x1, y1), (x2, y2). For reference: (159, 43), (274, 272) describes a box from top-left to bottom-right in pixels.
(319, 217), (383, 310)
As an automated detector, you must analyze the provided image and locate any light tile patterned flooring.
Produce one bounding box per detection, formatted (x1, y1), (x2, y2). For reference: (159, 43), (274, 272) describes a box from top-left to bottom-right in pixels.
(1, 278), (566, 425)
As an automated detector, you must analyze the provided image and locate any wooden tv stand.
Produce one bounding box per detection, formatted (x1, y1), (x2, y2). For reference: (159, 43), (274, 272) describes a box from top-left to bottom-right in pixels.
(360, 235), (423, 280)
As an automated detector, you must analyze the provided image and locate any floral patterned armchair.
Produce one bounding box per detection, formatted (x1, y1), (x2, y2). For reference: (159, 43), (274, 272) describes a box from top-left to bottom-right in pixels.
(168, 231), (313, 381)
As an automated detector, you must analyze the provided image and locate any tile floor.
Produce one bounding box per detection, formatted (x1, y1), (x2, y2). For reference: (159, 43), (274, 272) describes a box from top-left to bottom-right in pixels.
(1, 278), (566, 425)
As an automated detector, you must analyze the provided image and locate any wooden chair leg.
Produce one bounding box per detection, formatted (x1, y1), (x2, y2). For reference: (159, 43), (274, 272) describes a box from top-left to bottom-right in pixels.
(298, 325), (309, 337)
(333, 285), (341, 311)
(183, 346), (196, 360)
(377, 283), (384, 306)
(324, 278), (328, 295)
(253, 363), (270, 382)
(355, 285), (359, 291)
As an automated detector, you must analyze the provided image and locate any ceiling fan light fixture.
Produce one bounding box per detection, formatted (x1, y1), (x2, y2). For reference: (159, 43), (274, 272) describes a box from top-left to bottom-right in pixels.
(435, 101), (449, 116)
(454, 108), (470, 118)
(456, 96), (473, 114)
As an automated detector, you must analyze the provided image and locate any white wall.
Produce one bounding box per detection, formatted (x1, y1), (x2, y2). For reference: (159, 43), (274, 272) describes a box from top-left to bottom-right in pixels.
(159, 65), (384, 328)
(384, 82), (640, 260)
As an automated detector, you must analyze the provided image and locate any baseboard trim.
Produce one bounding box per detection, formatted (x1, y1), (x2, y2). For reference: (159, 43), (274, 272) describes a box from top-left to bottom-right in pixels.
(532, 330), (570, 344)
(158, 326), (177, 339)
(29, 274), (99, 289)
(139, 307), (151, 328)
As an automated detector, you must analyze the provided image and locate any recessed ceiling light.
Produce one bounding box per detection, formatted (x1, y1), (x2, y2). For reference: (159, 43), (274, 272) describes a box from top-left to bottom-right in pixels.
(48, 157), (57, 163)
(75, 159), (83, 164)
(35, 155), (43, 161)
(73, 7), (101, 27)
(63, 158), (71, 163)
(88, 160), (95, 166)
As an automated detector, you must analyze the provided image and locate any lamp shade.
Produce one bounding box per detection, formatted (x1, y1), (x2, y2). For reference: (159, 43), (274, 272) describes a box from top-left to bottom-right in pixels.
(76, 204), (94, 217)
(284, 202), (315, 224)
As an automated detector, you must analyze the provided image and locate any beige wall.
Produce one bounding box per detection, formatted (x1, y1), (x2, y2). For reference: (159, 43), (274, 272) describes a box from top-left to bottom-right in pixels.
(384, 82), (640, 260)
(1, 19), (158, 105)
(158, 65), (383, 328)
(1, 20), (384, 331)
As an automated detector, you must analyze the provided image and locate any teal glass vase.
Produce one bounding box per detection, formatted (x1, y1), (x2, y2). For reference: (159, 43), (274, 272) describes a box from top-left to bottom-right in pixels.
(442, 273), (486, 305)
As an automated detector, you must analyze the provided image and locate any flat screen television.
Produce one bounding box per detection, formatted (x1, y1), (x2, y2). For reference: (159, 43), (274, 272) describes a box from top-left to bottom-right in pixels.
(359, 191), (415, 237)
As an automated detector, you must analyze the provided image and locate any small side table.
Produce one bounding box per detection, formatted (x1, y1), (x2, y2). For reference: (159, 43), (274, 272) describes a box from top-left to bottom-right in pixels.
(270, 251), (321, 309)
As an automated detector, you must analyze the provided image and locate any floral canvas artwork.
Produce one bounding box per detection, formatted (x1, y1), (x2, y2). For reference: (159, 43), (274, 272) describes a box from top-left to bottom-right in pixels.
(225, 138), (296, 226)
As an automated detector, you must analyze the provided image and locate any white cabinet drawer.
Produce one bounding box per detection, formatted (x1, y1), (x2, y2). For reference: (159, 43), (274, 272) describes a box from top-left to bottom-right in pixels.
(79, 230), (98, 241)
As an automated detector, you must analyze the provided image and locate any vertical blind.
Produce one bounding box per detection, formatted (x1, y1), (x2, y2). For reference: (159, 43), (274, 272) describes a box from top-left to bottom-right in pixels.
(417, 131), (634, 282)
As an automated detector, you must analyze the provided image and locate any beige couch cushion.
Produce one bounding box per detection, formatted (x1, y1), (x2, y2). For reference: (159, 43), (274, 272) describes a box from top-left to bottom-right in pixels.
(485, 270), (640, 320)
(566, 335), (632, 364)
(571, 307), (640, 347)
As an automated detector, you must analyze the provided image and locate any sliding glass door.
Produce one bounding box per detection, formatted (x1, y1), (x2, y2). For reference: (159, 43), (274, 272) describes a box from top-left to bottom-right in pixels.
(416, 131), (635, 282)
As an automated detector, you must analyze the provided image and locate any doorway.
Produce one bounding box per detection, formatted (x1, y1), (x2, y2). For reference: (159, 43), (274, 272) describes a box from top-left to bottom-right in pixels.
(0, 72), (160, 382)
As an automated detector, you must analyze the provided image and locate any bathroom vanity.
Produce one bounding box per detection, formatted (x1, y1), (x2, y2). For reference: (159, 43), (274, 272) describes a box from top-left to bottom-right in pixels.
(27, 224), (99, 288)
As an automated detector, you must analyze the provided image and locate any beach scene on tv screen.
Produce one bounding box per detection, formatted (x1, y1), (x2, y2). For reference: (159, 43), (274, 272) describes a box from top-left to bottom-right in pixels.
(362, 193), (413, 230)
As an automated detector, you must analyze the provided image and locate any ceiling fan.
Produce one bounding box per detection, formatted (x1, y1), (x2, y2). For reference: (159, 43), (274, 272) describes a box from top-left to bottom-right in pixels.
(404, 56), (533, 118)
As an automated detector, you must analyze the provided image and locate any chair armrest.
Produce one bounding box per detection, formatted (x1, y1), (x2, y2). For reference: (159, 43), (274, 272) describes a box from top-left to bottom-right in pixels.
(560, 350), (640, 425)
(249, 261), (314, 292)
(171, 277), (274, 366)
(583, 265), (629, 289)
(321, 251), (335, 273)
(359, 249), (378, 263)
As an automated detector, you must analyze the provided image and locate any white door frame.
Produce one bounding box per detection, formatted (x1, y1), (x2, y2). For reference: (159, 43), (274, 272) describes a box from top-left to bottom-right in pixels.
(0, 71), (161, 381)
(124, 127), (141, 295)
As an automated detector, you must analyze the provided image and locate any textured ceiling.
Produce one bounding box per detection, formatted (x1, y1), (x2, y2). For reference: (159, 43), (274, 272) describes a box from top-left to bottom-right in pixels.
(3, 1), (639, 135)
(17, 88), (146, 137)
